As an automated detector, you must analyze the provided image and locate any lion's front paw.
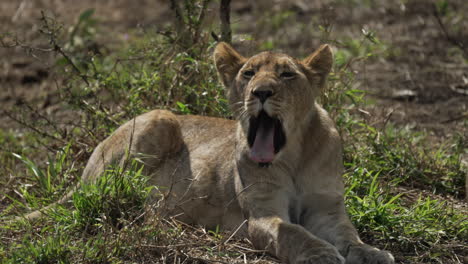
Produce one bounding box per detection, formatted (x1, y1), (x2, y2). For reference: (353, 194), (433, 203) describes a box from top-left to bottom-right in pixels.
(346, 244), (394, 264)
(296, 249), (345, 264)
(296, 255), (345, 264)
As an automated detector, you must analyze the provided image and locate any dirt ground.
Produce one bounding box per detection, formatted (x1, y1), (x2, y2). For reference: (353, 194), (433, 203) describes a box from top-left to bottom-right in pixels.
(1, 0), (466, 141)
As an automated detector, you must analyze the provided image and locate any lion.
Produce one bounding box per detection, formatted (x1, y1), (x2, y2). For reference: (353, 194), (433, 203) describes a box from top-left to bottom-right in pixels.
(23, 42), (395, 264)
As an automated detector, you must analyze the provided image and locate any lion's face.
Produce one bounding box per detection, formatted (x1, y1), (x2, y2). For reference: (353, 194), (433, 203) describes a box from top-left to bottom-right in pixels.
(214, 43), (332, 165)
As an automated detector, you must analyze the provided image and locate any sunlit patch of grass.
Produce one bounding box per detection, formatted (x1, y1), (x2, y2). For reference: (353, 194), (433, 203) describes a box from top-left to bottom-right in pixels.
(1, 143), (78, 217)
(68, 159), (152, 233)
(5, 234), (72, 264)
(345, 168), (467, 247)
(343, 123), (466, 197)
(1, 157), (153, 263)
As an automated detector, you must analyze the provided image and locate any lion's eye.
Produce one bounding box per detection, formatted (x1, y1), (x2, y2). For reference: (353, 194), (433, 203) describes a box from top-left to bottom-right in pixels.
(242, 70), (255, 79)
(280, 72), (296, 79)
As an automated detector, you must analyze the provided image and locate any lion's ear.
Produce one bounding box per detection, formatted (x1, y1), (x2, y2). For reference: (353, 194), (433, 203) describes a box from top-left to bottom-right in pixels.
(302, 44), (333, 77)
(214, 42), (246, 87)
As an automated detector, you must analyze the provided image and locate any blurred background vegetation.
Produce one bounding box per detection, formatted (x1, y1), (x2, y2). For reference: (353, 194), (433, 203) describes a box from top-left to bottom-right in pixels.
(0, 0), (466, 263)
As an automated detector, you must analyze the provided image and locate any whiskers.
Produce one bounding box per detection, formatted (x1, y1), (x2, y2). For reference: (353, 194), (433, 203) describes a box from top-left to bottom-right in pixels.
(238, 108), (250, 122)
(230, 100), (255, 122)
(229, 101), (244, 109)
(229, 101), (249, 121)
(229, 98), (286, 123)
(275, 159), (294, 176)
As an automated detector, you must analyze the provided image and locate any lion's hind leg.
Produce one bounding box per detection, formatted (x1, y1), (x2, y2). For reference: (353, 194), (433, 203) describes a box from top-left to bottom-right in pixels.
(18, 110), (183, 221)
(82, 110), (184, 183)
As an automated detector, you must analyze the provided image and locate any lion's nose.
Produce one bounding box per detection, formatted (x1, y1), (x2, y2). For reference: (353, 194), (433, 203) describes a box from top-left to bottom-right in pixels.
(252, 90), (273, 103)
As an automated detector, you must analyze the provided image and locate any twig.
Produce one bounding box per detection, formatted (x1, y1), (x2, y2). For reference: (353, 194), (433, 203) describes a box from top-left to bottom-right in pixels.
(0, 34), (54, 65)
(210, 31), (219, 41)
(39, 11), (90, 86)
(2, 110), (65, 144)
(23, 103), (65, 137)
(232, 244), (268, 253)
(433, 4), (467, 59)
(222, 219), (247, 245)
(169, 0), (184, 30)
(186, 256), (229, 264)
(219, 0), (232, 43)
(80, 100), (119, 126)
(169, 0), (190, 48)
(12, 0), (27, 22)
(441, 112), (468, 124)
(119, 116), (137, 177)
(193, 0), (211, 43)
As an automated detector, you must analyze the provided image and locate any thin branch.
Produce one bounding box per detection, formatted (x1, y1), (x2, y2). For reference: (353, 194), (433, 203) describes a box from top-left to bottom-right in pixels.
(23, 103), (65, 137)
(169, 0), (184, 31)
(169, 0), (190, 48)
(220, 0), (232, 43)
(2, 110), (65, 144)
(433, 4), (467, 59)
(193, 0), (211, 43)
(39, 11), (90, 86)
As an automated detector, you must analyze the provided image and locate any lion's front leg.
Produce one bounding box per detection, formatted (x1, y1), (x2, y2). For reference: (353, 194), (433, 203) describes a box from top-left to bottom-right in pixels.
(301, 194), (394, 264)
(345, 244), (394, 264)
(248, 216), (345, 264)
(237, 180), (345, 264)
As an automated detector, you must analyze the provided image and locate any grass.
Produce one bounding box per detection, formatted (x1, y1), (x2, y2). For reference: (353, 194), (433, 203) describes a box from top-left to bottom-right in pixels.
(1, 2), (467, 264)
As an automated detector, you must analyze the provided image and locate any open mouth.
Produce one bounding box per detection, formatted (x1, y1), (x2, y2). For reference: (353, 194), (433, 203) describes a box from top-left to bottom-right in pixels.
(247, 111), (286, 166)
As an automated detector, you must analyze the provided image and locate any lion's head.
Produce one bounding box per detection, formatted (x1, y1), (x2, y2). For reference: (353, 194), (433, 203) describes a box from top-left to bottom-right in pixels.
(214, 43), (332, 166)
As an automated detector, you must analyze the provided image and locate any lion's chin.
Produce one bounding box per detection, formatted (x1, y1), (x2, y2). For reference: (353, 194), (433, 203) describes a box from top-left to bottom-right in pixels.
(247, 111), (286, 166)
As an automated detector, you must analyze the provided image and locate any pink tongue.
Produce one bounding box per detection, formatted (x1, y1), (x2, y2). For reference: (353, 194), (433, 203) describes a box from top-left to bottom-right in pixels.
(250, 124), (275, 163)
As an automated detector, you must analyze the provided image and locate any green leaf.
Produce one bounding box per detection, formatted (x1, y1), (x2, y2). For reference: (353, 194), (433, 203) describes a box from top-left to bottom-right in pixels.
(12, 153), (46, 183)
(79, 8), (95, 23)
(436, 0), (449, 16)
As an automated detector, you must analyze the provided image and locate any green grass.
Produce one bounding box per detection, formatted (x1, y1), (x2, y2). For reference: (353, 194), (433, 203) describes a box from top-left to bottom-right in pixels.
(5, 234), (72, 264)
(343, 123), (466, 197)
(69, 159), (151, 232)
(2, 158), (153, 263)
(1, 4), (467, 264)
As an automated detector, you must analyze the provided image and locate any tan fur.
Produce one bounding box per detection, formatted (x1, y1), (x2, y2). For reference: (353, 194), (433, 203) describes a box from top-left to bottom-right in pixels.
(24, 43), (394, 264)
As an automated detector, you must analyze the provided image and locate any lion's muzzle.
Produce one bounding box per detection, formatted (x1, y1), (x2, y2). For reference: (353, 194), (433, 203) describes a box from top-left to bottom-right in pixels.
(247, 110), (286, 165)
